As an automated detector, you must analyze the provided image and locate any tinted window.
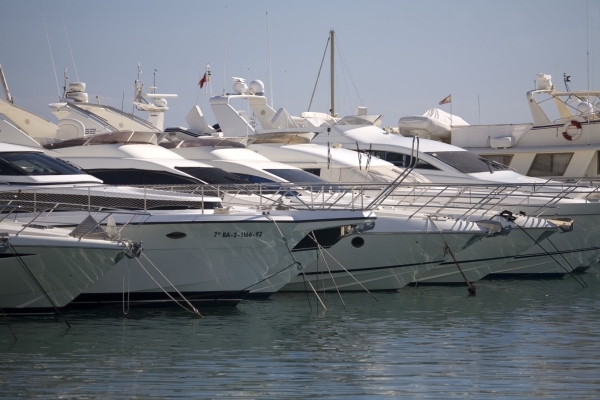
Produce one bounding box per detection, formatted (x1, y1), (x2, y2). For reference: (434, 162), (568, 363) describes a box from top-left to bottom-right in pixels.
(303, 168), (321, 177)
(363, 150), (439, 170)
(175, 167), (251, 184)
(480, 154), (514, 168)
(233, 173), (276, 184)
(0, 152), (86, 176)
(265, 169), (328, 183)
(86, 169), (201, 185)
(427, 151), (508, 173)
(528, 153), (573, 177)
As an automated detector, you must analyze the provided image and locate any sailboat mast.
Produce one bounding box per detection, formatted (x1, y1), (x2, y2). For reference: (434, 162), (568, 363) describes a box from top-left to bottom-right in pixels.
(330, 29), (335, 117)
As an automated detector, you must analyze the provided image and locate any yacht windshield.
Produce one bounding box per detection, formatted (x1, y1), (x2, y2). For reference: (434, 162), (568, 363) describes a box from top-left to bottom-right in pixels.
(86, 169), (201, 185)
(175, 167), (252, 184)
(0, 152), (85, 175)
(264, 169), (328, 183)
(426, 151), (509, 173)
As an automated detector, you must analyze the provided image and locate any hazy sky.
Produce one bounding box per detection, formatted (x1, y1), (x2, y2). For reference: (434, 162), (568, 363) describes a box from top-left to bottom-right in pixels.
(1, 0), (599, 130)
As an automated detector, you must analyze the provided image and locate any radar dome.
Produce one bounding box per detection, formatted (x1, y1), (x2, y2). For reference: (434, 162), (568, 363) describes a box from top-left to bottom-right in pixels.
(66, 91), (89, 103)
(577, 101), (594, 115)
(69, 82), (86, 92)
(232, 77), (248, 95)
(248, 80), (265, 95)
(153, 98), (168, 108)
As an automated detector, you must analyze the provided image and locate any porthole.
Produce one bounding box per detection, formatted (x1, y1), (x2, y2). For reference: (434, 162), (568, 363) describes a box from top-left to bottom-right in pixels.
(351, 236), (365, 248)
(166, 232), (187, 239)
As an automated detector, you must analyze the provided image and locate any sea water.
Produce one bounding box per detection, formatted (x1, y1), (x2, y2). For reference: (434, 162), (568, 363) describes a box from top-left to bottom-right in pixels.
(1, 269), (600, 398)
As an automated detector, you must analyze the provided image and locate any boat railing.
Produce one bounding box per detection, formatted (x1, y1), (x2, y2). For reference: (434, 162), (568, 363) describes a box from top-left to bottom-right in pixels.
(125, 180), (597, 217)
(1, 180), (595, 218)
(0, 197), (151, 240)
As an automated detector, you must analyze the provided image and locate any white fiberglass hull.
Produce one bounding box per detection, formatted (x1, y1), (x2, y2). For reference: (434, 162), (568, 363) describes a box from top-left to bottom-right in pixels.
(412, 225), (557, 284)
(485, 204), (600, 278)
(67, 209), (371, 307)
(0, 234), (124, 314)
(280, 214), (488, 292)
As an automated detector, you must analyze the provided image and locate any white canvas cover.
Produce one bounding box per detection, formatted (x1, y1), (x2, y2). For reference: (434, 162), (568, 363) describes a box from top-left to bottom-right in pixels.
(451, 124), (533, 148)
(398, 108), (469, 140)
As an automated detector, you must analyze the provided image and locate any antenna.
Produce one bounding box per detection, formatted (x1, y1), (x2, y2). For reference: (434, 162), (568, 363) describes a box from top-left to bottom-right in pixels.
(61, 13), (79, 81)
(42, 9), (61, 101)
(266, 3), (274, 107)
(207, 64), (212, 95)
(62, 68), (69, 100)
(563, 73), (571, 92)
(223, 6), (228, 95)
(586, 0), (590, 145)
(478, 94), (480, 124)
(330, 29), (335, 117)
(153, 69), (157, 94)
(0, 64), (14, 103)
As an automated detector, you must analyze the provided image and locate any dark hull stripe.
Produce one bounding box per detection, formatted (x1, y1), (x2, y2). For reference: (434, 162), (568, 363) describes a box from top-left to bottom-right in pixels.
(301, 259), (446, 276)
(301, 246), (600, 277)
(55, 216), (372, 228)
(68, 290), (250, 309)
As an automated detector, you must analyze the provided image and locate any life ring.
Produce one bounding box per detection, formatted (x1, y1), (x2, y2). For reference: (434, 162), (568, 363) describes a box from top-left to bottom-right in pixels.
(562, 119), (582, 141)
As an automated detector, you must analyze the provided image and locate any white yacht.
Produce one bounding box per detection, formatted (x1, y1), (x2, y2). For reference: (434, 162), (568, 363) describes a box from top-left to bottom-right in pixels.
(399, 73), (600, 179)
(134, 91), (557, 288)
(0, 144), (143, 313)
(0, 130), (373, 307)
(201, 85), (597, 282)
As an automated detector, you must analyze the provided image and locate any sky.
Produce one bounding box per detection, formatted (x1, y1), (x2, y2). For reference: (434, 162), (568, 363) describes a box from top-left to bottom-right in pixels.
(1, 0), (599, 131)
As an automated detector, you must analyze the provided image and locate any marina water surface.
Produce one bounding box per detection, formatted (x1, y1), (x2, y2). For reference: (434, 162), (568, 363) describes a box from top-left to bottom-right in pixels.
(2, 269), (600, 398)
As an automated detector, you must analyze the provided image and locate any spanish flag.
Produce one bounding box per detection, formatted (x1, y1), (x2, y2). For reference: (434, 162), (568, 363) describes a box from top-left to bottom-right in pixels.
(439, 94), (451, 105)
(199, 72), (209, 89)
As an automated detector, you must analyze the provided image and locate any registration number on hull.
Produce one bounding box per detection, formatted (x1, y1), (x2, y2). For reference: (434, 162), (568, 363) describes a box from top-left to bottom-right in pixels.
(214, 231), (263, 238)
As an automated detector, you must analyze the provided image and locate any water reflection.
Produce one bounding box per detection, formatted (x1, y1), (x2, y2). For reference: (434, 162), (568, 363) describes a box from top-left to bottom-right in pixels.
(0, 270), (599, 397)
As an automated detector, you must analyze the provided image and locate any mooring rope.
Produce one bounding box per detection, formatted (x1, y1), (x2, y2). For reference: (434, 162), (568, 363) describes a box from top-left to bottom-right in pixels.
(265, 213), (327, 311)
(133, 254), (204, 318)
(428, 217), (476, 295)
(307, 232), (378, 302)
(309, 231), (345, 308)
(413, 216), (432, 290)
(122, 257), (131, 315)
(1, 308), (16, 341)
(495, 211), (587, 287)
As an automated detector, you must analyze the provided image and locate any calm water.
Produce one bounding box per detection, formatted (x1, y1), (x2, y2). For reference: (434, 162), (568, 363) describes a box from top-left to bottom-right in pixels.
(2, 269), (600, 398)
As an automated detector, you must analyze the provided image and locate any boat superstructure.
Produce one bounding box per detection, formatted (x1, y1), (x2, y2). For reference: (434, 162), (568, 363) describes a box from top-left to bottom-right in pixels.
(399, 73), (600, 179)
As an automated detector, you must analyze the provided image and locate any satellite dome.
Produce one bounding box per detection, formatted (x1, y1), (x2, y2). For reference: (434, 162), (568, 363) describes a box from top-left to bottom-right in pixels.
(577, 101), (594, 115)
(248, 80), (265, 95)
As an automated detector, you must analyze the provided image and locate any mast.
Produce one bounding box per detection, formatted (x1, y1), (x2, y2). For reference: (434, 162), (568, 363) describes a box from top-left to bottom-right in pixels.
(330, 29), (335, 117)
(0, 64), (13, 103)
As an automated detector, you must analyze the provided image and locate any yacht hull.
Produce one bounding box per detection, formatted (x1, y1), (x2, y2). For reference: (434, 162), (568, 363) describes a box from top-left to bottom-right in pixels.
(411, 226), (557, 284)
(280, 215), (487, 292)
(0, 236), (123, 314)
(68, 211), (370, 307)
(486, 206), (600, 279)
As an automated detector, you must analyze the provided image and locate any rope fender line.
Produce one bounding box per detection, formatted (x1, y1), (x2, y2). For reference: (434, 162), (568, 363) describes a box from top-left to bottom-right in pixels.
(122, 257), (131, 315)
(310, 231), (345, 308)
(428, 217), (476, 296)
(264, 213), (327, 311)
(413, 215), (432, 291)
(132, 253), (204, 318)
(241, 260), (302, 292)
(1, 307), (17, 341)
(307, 231), (378, 303)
